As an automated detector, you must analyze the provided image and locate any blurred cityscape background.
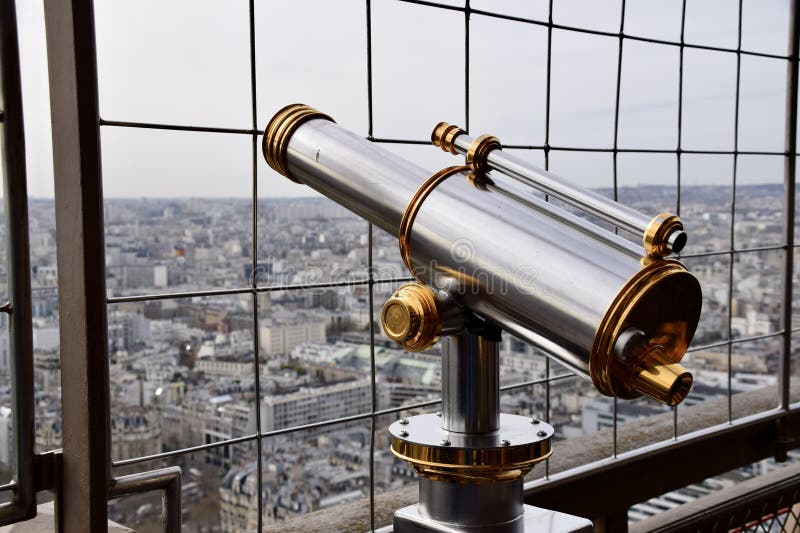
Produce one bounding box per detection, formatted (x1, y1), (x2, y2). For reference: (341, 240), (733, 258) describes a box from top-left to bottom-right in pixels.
(1, 0), (799, 531)
(0, 182), (795, 531)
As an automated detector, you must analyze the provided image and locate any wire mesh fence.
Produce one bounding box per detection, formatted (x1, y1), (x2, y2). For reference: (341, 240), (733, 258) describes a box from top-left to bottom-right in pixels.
(48, 0), (799, 530)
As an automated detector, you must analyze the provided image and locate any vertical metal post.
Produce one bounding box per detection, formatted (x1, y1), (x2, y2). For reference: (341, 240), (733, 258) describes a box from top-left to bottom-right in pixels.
(727, 0), (744, 424)
(782, 0), (799, 411)
(543, 0), (554, 481)
(0, 0), (37, 523)
(441, 332), (499, 434)
(610, 0), (627, 458)
(365, 3), (379, 531)
(43, 1), (112, 530)
(245, 2), (264, 532)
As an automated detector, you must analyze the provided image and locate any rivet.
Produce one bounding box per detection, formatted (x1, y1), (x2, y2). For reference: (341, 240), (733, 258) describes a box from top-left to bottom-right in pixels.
(399, 430), (408, 438)
(537, 430), (547, 437)
(501, 439), (510, 447)
(399, 418), (409, 425)
(435, 411), (442, 417)
(531, 417), (540, 424)
(440, 439), (451, 446)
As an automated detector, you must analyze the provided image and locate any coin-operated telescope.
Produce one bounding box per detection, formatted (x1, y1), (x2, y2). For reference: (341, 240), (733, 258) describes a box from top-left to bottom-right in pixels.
(263, 104), (702, 532)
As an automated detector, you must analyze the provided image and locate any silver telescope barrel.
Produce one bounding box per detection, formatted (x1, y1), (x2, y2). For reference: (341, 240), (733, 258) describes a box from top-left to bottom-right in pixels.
(432, 123), (687, 258)
(263, 104), (702, 406)
(485, 173), (643, 260)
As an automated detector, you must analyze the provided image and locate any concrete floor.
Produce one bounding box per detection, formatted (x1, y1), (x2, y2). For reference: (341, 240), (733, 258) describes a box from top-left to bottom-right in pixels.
(0, 502), (133, 532)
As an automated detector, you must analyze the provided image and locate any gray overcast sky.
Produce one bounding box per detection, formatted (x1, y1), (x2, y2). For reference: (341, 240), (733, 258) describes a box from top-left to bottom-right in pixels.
(13, 0), (792, 198)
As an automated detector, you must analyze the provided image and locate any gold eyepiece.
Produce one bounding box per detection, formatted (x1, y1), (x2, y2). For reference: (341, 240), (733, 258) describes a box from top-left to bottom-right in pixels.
(630, 346), (693, 406)
(591, 259), (702, 405)
(381, 283), (441, 352)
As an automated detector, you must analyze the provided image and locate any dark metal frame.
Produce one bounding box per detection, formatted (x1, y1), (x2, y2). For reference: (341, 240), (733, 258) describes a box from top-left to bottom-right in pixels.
(629, 460), (800, 532)
(525, 406), (800, 528)
(0, 0), (38, 524)
(43, 0), (182, 531)
(0, 0), (792, 531)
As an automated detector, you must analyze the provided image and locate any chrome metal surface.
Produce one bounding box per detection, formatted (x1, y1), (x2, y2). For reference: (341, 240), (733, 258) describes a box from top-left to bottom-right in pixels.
(419, 477), (523, 526)
(447, 132), (677, 252)
(441, 333), (499, 433)
(284, 118), (651, 380)
(435, 290), (467, 337)
(487, 176), (642, 260)
(393, 502), (593, 533)
(388, 413), (553, 452)
(613, 327), (646, 361)
(273, 111), (703, 406)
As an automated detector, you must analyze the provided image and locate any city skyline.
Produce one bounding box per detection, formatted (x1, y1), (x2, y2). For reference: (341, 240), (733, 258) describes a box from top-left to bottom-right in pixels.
(0, 184), (795, 530)
(2, 1), (797, 530)
(11, 0), (793, 198)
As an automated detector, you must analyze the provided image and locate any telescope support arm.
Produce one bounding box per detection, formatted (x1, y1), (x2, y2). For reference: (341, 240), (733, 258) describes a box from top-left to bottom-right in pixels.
(390, 324), (591, 532)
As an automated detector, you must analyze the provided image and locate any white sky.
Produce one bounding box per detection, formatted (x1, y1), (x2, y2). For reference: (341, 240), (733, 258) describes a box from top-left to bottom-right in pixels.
(13, 0), (792, 198)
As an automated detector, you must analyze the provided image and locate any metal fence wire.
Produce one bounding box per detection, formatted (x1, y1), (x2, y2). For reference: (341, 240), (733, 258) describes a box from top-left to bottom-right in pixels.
(19, 0), (798, 531)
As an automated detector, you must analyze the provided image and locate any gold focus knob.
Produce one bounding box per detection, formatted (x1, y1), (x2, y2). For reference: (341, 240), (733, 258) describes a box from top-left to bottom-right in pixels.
(381, 283), (441, 352)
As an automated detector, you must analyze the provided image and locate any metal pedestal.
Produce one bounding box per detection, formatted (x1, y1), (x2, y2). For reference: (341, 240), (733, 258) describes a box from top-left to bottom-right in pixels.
(388, 330), (593, 532)
(393, 503), (593, 533)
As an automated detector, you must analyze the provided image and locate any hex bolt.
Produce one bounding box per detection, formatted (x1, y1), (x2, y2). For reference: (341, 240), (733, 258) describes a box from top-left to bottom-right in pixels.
(501, 439), (510, 447)
(399, 418), (409, 425)
(435, 411), (442, 417)
(531, 417), (540, 424)
(399, 430), (409, 438)
(537, 430), (547, 437)
(440, 439), (451, 446)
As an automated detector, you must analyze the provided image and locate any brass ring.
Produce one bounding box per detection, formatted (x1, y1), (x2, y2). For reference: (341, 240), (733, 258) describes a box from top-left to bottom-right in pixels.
(262, 103), (334, 184)
(390, 442), (551, 483)
(466, 134), (501, 173)
(431, 122), (466, 154)
(398, 165), (471, 279)
(643, 212), (683, 258)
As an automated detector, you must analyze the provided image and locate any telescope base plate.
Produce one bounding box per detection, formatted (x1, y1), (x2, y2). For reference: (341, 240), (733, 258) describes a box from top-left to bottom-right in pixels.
(389, 413), (553, 483)
(387, 503), (593, 533)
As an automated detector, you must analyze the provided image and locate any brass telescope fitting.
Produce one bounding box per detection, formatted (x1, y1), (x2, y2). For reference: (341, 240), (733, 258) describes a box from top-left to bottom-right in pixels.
(592, 259), (701, 405)
(466, 134), (502, 174)
(398, 166), (472, 278)
(263, 102), (698, 531)
(432, 121), (688, 259)
(632, 347), (693, 407)
(381, 283), (442, 352)
(262, 104), (703, 408)
(432, 121), (501, 176)
(432, 122), (499, 190)
(263, 103), (334, 183)
(431, 122), (465, 154)
(389, 413), (553, 484)
(644, 212), (687, 258)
